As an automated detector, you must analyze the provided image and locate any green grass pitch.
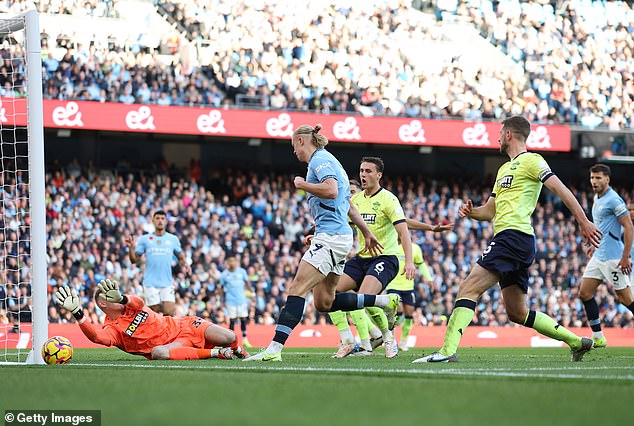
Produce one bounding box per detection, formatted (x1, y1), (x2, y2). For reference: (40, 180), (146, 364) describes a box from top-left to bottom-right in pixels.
(1, 347), (632, 426)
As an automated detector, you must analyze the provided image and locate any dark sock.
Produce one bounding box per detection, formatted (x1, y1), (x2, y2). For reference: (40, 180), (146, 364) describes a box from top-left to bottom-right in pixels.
(229, 319), (235, 331)
(240, 319), (247, 337)
(328, 293), (377, 312)
(626, 302), (634, 315)
(273, 296), (305, 345)
(582, 298), (602, 332)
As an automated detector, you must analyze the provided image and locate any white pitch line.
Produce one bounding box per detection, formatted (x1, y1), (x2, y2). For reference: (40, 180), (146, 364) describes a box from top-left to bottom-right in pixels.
(70, 362), (634, 381)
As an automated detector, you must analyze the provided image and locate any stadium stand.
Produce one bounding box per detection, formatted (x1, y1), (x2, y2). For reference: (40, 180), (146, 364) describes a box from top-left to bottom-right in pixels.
(0, 1), (632, 332)
(1, 0), (630, 127)
(2, 163), (631, 330)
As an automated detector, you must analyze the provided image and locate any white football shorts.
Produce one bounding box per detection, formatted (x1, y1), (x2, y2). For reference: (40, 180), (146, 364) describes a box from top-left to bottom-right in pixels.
(143, 286), (176, 306)
(226, 304), (249, 319)
(582, 256), (631, 290)
(302, 233), (353, 276)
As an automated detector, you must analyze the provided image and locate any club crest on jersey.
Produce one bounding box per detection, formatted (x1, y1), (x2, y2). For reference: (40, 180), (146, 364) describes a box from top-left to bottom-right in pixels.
(372, 201), (381, 211)
(125, 311), (148, 336)
(499, 175), (514, 188)
(361, 213), (377, 224)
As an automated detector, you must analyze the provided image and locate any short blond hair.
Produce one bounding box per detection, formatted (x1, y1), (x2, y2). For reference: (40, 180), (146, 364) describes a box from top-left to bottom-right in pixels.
(293, 124), (328, 148)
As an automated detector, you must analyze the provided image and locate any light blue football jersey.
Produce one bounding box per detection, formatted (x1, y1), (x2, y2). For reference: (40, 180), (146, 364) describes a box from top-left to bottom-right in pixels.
(305, 148), (352, 235)
(135, 232), (182, 288)
(592, 187), (628, 261)
(220, 267), (249, 306)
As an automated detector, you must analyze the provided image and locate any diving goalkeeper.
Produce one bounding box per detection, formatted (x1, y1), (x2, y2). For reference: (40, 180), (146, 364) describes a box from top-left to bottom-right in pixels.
(54, 279), (248, 360)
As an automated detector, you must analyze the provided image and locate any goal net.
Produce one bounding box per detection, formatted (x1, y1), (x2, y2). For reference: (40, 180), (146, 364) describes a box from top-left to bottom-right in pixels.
(0, 11), (46, 364)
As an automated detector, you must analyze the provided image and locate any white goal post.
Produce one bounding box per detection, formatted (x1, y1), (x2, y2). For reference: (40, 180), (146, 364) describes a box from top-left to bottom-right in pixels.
(0, 10), (46, 364)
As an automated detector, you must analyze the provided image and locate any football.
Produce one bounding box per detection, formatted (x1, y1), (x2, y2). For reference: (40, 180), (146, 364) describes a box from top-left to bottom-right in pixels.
(42, 336), (73, 365)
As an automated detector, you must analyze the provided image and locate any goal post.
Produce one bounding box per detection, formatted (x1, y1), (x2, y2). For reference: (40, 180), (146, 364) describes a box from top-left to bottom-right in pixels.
(0, 10), (46, 364)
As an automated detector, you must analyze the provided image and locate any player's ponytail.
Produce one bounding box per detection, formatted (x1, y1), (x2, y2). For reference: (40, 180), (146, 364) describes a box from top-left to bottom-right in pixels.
(294, 124), (329, 148)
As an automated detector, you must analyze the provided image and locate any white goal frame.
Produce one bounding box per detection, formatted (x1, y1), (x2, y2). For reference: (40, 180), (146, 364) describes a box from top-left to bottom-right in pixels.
(0, 10), (46, 364)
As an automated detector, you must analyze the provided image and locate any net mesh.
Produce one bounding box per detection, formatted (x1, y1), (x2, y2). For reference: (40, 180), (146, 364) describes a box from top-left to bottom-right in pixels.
(0, 15), (31, 363)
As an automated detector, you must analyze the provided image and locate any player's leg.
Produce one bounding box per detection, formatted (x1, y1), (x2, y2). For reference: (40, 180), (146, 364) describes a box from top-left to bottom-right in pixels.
(237, 303), (251, 347)
(414, 264), (499, 363)
(328, 270), (362, 356)
(327, 256), (400, 312)
(366, 310), (384, 349)
(580, 255), (607, 346)
(399, 294), (416, 351)
(357, 257), (400, 358)
(144, 286), (161, 313)
(578, 278), (604, 346)
(349, 309), (372, 354)
(358, 256), (400, 331)
(612, 264), (633, 336)
(244, 260), (325, 361)
(160, 287), (176, 316)
(503, 277), (592, 361)
(227, 305), (237, 334)
(605, 257), (634, 308)
(615, 287), (634, 312)
(239, 318), (251, 348)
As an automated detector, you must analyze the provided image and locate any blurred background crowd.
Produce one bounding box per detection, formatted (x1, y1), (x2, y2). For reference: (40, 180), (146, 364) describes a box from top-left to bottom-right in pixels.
(2, 161), (632, 330)
(0, 0), (631, 128)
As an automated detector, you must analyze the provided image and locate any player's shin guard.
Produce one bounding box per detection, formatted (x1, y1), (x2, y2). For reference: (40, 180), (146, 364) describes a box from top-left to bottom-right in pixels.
(402, 316), (414, 340)
(441, 298), (476, 356)
(329, 310), (355, 344)
(272, 295), (305, 346)
(524, 310), (582, 349)
(168, 347), (211, 360)
(582, 298), (602, 334)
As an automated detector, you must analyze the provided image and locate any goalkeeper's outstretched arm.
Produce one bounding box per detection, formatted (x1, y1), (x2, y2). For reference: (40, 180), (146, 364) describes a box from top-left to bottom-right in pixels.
(54, 279), (141, 347)
(54, 285), (116, 346)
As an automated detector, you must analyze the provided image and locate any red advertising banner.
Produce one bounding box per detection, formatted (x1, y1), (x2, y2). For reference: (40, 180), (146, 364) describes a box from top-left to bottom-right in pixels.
(0, 97), (571, 151)
(2, 324), (632, 350)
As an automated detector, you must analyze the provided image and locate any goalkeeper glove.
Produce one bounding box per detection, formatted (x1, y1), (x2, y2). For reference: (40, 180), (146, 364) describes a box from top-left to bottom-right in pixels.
(54, 286), (83, 319)
(97, 279), (123, 303)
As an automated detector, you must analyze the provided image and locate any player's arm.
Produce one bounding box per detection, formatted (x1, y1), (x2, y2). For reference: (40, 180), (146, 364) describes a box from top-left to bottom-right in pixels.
(294, 176), (338, 199)
(395, 221), (416, 280)
(406, 218), (454, 232)
(348, 200), (383, 257)
(54, 286), (116, 346)
(176, 251), (191, 275)
(125, 235), (141, 264)
(617, 213), (633, 274)
(419, 261), (433, 282)
(459, 197), (495, 221)
(543, 175), (602, 247)
(302, 224), (316, 246)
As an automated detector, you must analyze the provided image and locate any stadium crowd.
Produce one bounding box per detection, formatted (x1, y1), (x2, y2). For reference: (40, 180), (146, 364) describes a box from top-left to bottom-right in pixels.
(1, 162), (633, 332)
(0, 0), (631, 128)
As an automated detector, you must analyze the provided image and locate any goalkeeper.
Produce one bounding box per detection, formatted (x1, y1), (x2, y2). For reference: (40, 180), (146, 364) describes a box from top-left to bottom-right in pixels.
(54, 279), (249, 361)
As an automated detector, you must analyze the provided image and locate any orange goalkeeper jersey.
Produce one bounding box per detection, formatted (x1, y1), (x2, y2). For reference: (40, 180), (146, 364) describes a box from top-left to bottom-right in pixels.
(79, 295), (192, 357)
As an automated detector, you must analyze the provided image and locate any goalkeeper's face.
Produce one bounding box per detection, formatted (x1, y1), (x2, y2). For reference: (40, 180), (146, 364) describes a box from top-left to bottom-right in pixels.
(95, 292), (123, 313)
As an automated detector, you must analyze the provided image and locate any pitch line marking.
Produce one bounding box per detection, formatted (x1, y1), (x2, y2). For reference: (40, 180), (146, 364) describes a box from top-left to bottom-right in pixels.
(70, 362), (634, 381)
